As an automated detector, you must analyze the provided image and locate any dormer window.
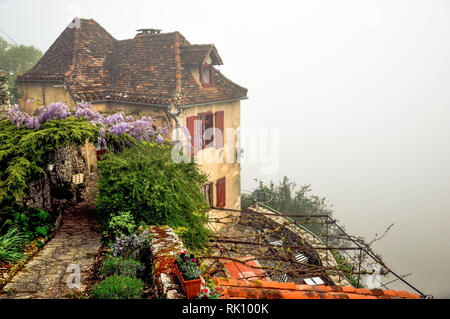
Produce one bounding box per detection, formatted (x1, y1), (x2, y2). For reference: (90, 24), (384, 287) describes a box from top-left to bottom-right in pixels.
(200, 64), (214, 87)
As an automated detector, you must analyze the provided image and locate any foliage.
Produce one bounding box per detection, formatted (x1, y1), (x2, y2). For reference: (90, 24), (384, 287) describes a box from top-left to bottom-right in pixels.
(97, 142), (211, 249)
(250, 176), (346, 244)
(0, 37), (43, 104)
(100, 256), (145, 278)
(89, 275), (144, 299)
(1, 207), (52, 241)
(0, 102), (168, 213)
(331, 250), (363, 288)
(0, 224), (27, 262)
(110, 232), (152, 260)
(105, 211), (136, 241)
(254, 177), (334, 217)
(0, 115), (99, 207)
(176, 251), (201, 281)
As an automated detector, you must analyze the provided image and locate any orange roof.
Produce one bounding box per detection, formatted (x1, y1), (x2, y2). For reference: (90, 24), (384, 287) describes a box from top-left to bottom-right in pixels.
(221, 257), (268, 281)
(213, 278), (421, 299)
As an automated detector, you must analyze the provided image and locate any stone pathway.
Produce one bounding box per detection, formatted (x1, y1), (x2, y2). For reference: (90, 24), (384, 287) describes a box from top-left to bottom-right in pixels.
(0, 174), (101, 299)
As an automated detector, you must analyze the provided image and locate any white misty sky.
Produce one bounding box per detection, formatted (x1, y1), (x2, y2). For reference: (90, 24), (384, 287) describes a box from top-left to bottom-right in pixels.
(1, 0), (449, 297)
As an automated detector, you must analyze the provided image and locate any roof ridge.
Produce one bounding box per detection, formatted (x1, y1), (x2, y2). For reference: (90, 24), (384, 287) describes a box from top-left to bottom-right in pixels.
(64, 24), (79, 79)
(213, 277), (421, 299)
(173, 32), (182, 105)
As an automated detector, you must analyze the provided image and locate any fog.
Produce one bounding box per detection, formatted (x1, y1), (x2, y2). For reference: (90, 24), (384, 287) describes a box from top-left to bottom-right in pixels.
(1, 0), (449, 298)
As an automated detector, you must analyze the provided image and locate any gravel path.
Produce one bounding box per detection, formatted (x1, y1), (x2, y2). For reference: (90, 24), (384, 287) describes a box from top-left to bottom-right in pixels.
(0, 174), (101, 299)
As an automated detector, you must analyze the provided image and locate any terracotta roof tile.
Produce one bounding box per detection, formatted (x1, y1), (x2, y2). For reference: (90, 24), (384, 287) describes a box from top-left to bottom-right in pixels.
(17, 18), (247, 107)
(181, 44), (223, 65)
(213, 277), (422, 300)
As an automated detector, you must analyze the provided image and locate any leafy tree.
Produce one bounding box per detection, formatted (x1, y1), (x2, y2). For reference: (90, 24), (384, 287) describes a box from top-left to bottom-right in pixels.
(0, 37), (42, 104)
(252, 176), (346, 246)
(97, 142), (212, 249)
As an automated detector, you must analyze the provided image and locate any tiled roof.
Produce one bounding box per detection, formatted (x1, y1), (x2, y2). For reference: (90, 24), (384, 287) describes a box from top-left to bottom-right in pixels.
(181, 44), (223, 65)
(221, 257), (268, 281)
(17, 18), (247, 107)
(213, 278), (422, 299)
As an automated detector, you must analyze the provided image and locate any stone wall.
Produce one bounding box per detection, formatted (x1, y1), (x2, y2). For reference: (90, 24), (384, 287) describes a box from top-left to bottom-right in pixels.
(22, 143), (97, 215)
(147, 226), (187, 299)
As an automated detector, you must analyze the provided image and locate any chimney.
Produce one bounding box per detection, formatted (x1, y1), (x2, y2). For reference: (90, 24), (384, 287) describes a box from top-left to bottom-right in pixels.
(136, 28), (162, 37)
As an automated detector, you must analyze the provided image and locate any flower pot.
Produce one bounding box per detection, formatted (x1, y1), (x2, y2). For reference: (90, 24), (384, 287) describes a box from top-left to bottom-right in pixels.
(175, 264), (202, 298)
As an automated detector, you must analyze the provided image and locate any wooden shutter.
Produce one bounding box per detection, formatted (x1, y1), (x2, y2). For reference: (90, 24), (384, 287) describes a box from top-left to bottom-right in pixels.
(214, 111), (224, 149)
(216, 177), (226, 208)
(187, 116), (196, 149)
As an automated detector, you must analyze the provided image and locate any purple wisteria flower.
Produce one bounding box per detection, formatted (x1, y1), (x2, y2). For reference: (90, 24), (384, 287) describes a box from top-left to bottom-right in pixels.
(129, 119), (154, 141)
(7, 105), (30, 129)
(109, 122), (131, 136)
(97, 127), (107, 148)
(38, 102), (72, 123)
(6, 102), (167, 145)
(103, 113), (125, 126)
(26, 117), (40, 130)
(155, 134), (164, 144)
(75, 102), (103, 122)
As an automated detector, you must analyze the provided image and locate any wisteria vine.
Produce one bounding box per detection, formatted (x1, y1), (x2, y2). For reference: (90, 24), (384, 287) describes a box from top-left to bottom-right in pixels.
(6, 102), (169, 146)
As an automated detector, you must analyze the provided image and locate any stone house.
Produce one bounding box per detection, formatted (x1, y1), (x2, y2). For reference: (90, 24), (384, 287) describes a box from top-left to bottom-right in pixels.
(16, 18), (247, 210)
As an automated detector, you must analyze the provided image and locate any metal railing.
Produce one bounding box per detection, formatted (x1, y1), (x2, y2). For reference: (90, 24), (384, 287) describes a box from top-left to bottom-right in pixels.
(239, 190), (430, 298)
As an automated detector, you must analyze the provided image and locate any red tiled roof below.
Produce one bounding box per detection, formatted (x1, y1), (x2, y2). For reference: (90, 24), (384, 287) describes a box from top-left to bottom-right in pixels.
(212, 278), (422, 300)
(222, 256), (268, 281)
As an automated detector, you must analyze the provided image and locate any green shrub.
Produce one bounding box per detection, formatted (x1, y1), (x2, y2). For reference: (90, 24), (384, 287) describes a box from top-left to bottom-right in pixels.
(90, 275), (144, 299)
(0, 224), (27, 262)
(4, 207), (52, 241)
(105, 211), (136, 240)
(97, 142), (212, 249)
(100, 256), (145, 278)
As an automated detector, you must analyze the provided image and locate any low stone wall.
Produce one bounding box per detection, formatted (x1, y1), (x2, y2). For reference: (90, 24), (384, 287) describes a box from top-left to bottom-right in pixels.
(147, 226), (186, 299)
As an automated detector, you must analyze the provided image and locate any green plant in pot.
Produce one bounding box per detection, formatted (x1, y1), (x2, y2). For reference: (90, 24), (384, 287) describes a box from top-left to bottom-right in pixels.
(175, 251), (202, 298)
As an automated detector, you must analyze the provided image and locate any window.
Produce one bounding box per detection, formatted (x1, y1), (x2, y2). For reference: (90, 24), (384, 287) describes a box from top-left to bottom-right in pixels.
(200, 64), (214, 87)
(186, 110), (224, 154)
(199, 112), (214, 149)
(216, 177), (226, 208)
(203, 183), (213, 207)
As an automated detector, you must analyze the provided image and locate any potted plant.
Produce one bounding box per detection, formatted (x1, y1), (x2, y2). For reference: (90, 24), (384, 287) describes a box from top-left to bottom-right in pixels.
(174, 251), (202, 298)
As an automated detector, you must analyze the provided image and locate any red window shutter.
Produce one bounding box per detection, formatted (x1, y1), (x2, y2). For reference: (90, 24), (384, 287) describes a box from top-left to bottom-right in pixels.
(214, 111), (224, 149)
(187, 116), (196, 149)
(216, 177), (226, 208)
